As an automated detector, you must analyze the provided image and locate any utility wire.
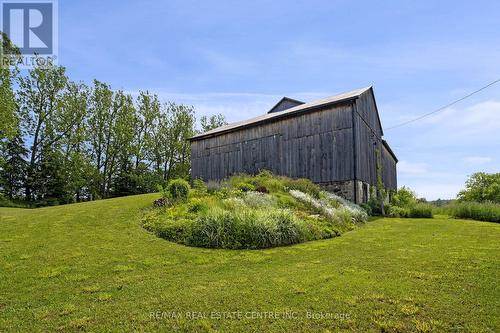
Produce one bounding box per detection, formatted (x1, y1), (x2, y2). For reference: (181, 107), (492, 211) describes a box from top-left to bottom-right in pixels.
(384, 78), (500, 130)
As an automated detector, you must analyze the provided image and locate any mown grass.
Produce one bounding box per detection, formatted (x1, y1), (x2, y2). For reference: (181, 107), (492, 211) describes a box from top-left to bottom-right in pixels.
(1, 194), (499, 332)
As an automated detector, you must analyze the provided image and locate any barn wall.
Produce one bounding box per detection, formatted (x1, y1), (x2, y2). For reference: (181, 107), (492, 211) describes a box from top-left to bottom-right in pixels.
(381, 145), (397, 189)
(353, 92), (397, 191)
(191, 103), (355, 183)
(353, 111), (378, 186)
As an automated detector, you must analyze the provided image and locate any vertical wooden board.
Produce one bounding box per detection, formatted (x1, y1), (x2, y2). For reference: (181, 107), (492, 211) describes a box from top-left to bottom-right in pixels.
(356, 90), (382, 137)
(189, 102), (372, 183)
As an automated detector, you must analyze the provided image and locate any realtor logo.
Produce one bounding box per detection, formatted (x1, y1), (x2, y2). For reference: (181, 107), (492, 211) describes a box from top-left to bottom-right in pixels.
(1, 0), (57, 67)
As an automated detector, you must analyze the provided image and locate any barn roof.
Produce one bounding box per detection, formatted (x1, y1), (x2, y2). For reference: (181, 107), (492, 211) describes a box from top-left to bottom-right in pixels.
(190, 86), (372, 141)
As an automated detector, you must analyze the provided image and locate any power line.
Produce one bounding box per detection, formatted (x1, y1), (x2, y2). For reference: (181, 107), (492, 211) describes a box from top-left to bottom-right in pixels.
(384, 78), (500, 130)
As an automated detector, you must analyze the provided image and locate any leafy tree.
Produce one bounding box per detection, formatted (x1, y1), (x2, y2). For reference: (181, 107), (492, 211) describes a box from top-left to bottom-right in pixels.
(2, 58), (204, 206)
(100, 90), (136, 197)
(392, 186), (417, 208)
(134, 91), (160, 169)
(161, 103), (196, 181)
(17, 63), (69, 200)
(0, 32), (19, 140)
(458, 172), (500, 203)
(200, 114), (227, 132)
(87, 80), (113, 198)
(87, 83), (137, 197)
(59, 81), (91, 202)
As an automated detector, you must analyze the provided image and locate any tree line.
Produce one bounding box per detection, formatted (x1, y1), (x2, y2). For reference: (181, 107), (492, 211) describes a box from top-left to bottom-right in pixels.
(0, 38), (226, 206)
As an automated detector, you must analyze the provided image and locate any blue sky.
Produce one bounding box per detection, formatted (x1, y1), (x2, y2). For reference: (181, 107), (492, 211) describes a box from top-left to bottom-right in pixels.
(57, 0), (499, 200)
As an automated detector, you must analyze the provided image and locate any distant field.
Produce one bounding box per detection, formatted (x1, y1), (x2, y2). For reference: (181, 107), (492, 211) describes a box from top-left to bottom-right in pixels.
(1, 194), (499, 332)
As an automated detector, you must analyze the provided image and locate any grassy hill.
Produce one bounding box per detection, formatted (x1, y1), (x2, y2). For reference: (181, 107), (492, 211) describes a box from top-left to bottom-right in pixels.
(0, 194), (499, 332)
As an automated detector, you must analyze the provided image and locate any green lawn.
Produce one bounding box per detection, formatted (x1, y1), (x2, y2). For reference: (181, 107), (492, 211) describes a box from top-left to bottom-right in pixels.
(1, 194), (499, 332)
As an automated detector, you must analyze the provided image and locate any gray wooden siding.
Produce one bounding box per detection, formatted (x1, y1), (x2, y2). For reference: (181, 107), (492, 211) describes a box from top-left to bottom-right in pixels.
(381, 145), (397, 189)
(356, 89), (383, 137)
(191, 103), (354, 182)
(353, 95), (397, 190)
(353, 111), (378, 186)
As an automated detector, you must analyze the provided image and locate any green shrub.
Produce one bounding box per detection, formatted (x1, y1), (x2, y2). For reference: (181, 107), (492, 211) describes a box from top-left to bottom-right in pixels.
(392, 186), (417, 208)
(257, 169), (273, 178)
(367, 198), (383, 216)
(34, 198), (60, 207)
(188, 207), (244, 249)
(274, 192), (297, 208)
(229, 171), (284, 193)
(187, 206), (309, 249)
(257, 171), (289, 192)
(187, 198), (208, 213)
(409, 203), (433, 218)
(285, 178), (321, 199)
(332, 207), (355, 227)
(157, 184), (169, 199)
(0, 196), (31, 208)
(215, 187), (242, 200)
(267, 209), (303, 246)
(156, 219), (194, 243)
(457, 172), (500, 203)
(450, 201), (500, 223)
(387, 186), (432, 219)
(221, 197), (246, 210)
(299, 217), (338, 240)
(359, 203), (372, 216)
(241, 191), (276, 208)
(235, 182), (255, 192)
(387, 205), (409, 218)
(167, 178), (190, 202)
(431, 204), (453, 216)
(192, 178), (207, 193)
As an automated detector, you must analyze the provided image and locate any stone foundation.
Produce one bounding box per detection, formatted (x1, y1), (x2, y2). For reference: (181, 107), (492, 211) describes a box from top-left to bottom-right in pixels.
(318, 180), (356, 203)
(317, 180), (376, 204)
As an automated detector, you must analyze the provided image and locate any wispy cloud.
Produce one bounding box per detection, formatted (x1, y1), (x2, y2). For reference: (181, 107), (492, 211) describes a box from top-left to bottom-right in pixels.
(286, 40), (500, 75)
(389, 100), (500, 148)
(196, 49), (258, 75)
(463, 156), (493, 165)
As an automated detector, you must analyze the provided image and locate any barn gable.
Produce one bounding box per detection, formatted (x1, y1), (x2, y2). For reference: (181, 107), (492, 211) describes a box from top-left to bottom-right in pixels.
(268, 97), (304, 113)
(355, 87), (384, 137)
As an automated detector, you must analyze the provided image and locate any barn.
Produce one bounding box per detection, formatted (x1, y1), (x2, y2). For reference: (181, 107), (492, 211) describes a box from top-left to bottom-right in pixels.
(189, 86), (397, 204)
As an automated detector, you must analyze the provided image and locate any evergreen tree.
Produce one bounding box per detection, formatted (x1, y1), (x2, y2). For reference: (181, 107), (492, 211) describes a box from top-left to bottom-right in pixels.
(0, 135), (27, 199)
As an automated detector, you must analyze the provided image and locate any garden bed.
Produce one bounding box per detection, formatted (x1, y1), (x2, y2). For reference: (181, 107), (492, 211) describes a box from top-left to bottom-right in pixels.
(141, 171), (368, 249)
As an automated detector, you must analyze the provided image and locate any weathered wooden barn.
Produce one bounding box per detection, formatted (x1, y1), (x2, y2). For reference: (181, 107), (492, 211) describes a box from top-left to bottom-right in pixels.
(189, 86), (397, 203)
